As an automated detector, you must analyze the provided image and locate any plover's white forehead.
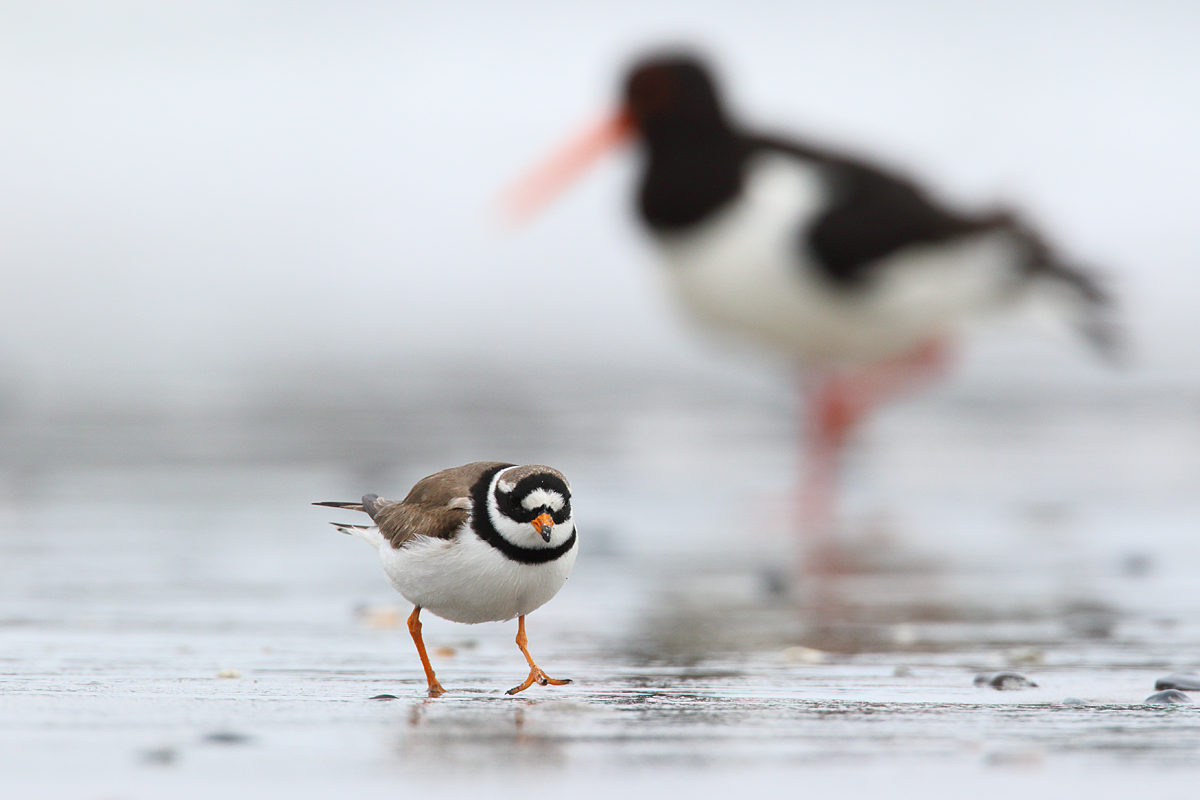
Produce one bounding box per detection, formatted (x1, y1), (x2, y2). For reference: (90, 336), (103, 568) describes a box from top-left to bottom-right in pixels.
(520, 488), (565, 512)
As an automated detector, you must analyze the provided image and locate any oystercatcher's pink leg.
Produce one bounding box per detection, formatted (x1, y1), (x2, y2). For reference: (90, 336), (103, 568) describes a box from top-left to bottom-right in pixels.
(798, 338), (952, 577)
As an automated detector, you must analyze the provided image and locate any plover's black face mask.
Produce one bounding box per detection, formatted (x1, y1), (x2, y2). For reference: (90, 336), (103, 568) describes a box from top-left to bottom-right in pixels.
(493, 470), (572, 543)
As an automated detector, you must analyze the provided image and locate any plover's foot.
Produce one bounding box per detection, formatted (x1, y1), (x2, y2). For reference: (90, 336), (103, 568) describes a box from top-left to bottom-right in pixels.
(506, 667), (570, 695)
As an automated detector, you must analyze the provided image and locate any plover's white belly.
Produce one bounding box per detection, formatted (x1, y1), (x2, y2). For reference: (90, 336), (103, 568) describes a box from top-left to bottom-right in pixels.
(654, 154), (1023, 366)
(378, 530), (577, 624)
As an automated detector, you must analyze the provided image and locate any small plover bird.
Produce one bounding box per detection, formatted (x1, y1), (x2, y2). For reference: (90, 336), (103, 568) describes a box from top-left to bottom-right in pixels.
(506, 51), (1116, 571)
(316, 461), (578, 697)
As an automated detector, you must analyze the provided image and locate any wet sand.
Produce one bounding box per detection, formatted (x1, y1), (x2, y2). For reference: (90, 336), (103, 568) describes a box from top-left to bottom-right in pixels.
(3, 370), (1200, 797)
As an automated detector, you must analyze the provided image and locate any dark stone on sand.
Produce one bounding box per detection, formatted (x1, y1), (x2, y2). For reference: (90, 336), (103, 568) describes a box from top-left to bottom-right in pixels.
(992, 672), (1038, 690)
(1155, 673), (1200, 691)
(1120, 551), (1154, 578)
(1145, 689), (1192, 705)
(759, 568), (790, 599)
(1063, 608), (1117, 639)
(204, 731), (252, 744)
(975, 672), (1038, 690)
(141, 747), (177, 765)
(370, 694), (400, 701)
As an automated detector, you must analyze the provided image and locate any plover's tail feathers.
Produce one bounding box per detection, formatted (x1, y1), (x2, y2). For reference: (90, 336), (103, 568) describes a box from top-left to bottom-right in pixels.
(312, 494), (389, 519)
(313, 500), (364, 512)
(320, 519), (386, 550)
(328, 522), (371, 533)
(314, 497), (390, 549)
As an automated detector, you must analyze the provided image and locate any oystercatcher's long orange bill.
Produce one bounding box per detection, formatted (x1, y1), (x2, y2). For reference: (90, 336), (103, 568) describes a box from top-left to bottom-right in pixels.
(501, 107), (634, 224)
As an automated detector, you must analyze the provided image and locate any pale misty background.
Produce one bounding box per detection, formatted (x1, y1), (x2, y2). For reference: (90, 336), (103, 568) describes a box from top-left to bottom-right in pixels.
(4, 0), (1199, 569)
(0, 0), (1196, 404)
(5, 6), (1200, 794)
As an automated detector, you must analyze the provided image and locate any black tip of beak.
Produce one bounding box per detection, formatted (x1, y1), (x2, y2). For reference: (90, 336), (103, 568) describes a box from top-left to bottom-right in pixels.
(540, 528), (553, 543)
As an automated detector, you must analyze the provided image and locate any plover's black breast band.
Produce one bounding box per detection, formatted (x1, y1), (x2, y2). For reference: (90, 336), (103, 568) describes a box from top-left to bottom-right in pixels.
(470, 465), (577, 565)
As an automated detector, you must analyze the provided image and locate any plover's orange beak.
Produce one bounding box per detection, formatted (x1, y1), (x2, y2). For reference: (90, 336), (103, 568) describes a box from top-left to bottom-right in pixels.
(531, 513), (555, 542)
(501, 106), (635, 224)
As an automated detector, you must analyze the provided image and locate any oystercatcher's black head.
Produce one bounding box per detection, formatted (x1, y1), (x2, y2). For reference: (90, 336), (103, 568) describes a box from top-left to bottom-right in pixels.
(619, 54), (746, 230)
(501, 51), (740, 226)
(623, 55), (731, 149)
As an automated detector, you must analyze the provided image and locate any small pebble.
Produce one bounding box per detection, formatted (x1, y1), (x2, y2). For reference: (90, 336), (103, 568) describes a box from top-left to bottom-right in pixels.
(433, 646), (457, 658)
(759, 568), (790, 599)
(1155, 673), (1200, 691)
(1005, 647), (1045, 666)
(782, 646), (827, 664)
(204, 732), (252, 745)
(991, 672), (1038, 690)
(141, 747), (177, 765)
(370, 694), (399, 701)
(1061, 697), (1089, 706)
(1064, 610), (1116, 639)
(893, 665), (914, 678)
(891, 624), (917, 647)
(216, 669), (241, 679)
(356, 604), (402, 629)
(1145, 689), (1192, 705)
(1120, 552), (1154, 577)
(985, 750), (1044, 768)
(975, 671), (1037, 690)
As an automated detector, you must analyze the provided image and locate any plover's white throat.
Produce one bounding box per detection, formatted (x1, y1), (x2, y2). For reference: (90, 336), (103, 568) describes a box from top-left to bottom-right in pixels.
(316, 461), (577, 697)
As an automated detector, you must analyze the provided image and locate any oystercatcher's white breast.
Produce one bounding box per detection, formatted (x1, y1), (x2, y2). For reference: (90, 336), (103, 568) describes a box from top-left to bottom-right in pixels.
(653, 153), (1023, 366)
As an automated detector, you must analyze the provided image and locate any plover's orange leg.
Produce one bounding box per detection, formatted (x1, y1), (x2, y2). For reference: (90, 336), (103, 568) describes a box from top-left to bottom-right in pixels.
(407, 606), (446, 698)
(506, 615), (571, 695)
(799, 338), (953, 575)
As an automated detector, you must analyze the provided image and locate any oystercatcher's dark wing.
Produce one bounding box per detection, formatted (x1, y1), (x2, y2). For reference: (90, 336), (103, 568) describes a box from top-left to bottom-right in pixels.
(754, 134), (1004, 287)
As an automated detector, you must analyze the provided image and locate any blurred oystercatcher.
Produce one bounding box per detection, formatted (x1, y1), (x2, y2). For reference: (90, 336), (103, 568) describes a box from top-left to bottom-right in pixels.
(505, 52), (1116, 573)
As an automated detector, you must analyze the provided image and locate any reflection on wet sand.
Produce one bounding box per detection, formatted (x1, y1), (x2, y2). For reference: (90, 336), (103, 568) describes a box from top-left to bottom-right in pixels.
(628, 556), (1125, 664)
(399, 701), (567, 771)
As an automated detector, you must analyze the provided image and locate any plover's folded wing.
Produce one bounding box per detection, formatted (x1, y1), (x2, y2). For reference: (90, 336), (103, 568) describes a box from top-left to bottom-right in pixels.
(372, 501), (471, 548)
(401, 461), (515, 506)
(314, 461), (519, 548)
(368, 462), (519, 548)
